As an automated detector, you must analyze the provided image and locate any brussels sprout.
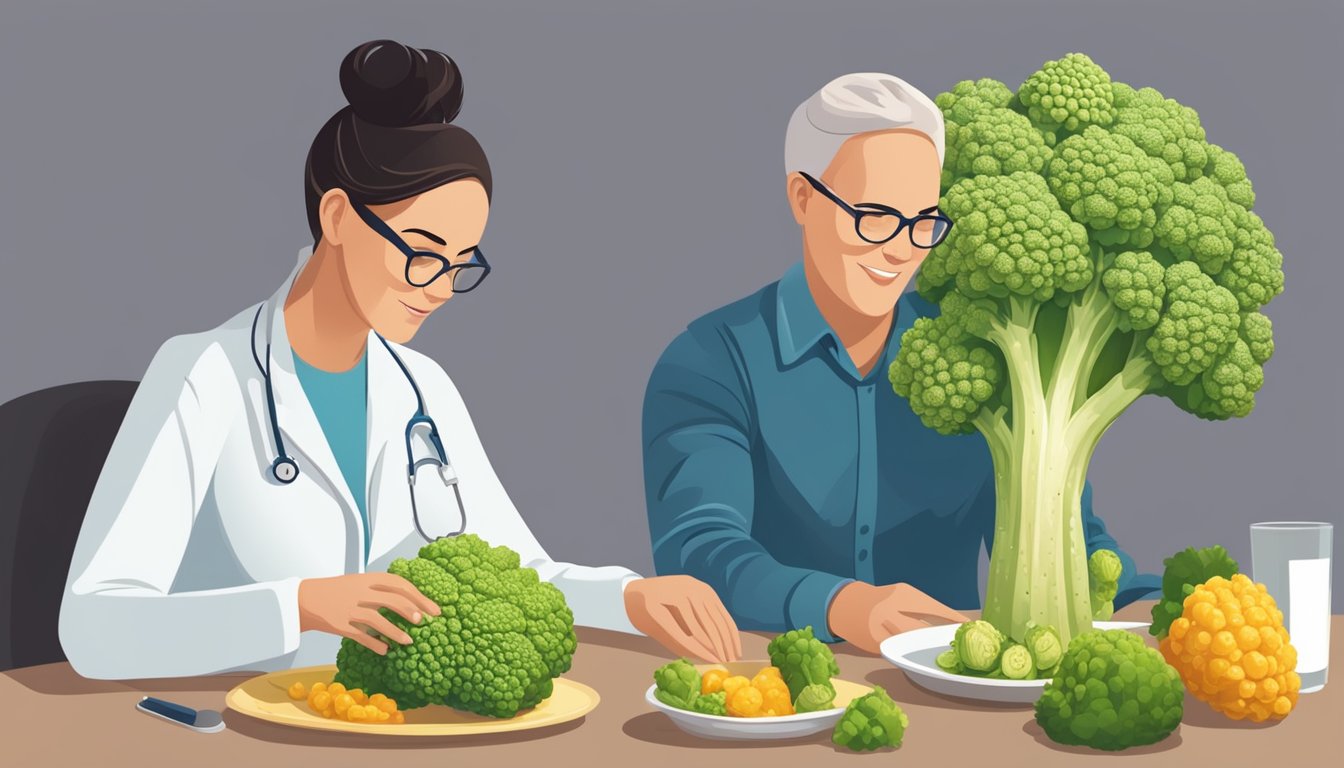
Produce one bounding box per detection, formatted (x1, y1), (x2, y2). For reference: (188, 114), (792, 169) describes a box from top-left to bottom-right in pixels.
(935, 649), (964, 674)
(954, 620), (1005, 672)
(999, 643), (1035, 679)
(794, 683), (838, 713)
(1023, 622), (1064, 671)
(1089, 549), (1123, 585)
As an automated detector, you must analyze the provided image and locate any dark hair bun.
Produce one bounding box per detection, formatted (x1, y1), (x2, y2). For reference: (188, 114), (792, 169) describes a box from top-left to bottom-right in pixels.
(339, 39), (464, 127)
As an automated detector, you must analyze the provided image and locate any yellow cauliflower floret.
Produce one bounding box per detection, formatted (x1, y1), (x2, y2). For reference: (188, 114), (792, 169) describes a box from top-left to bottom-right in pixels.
(750, 668), (795, 716)
(721, 675), (752, 699)
(1160, 574), (1300, 722)
(701, 668), (730, 695)
(726, 685), (764, 717)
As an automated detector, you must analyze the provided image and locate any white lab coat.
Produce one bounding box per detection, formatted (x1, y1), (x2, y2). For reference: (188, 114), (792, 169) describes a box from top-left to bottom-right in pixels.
(58, 247), (641, 680)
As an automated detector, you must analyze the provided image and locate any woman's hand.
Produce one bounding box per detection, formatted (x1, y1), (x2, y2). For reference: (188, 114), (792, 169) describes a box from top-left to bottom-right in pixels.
(298, 573), (442, 655)
(623, 575), (742, 663)
(827, 581), (969, 654)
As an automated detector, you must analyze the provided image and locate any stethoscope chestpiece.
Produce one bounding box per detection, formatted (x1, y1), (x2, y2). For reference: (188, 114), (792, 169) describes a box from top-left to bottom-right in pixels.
(271, 456), (299, 484)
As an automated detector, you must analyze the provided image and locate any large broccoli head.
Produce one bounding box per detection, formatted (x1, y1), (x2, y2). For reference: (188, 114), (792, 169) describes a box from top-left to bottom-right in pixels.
(900, 54), (1283, 442)
(334, 534), (577, 718)
(1035, 629), (1183, 751)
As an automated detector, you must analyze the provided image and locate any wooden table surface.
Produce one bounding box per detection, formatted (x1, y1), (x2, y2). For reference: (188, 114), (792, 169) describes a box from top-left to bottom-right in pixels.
(4, 600), (1336, 766)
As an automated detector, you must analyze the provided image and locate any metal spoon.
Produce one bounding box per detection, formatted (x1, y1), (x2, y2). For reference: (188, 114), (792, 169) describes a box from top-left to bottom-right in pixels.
(136, 696), (227, 734)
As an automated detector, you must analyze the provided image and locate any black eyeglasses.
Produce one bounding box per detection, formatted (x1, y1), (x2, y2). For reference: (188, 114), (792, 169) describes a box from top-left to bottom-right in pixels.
(352, 202), (491, 292)
(799, 171), (953, 248)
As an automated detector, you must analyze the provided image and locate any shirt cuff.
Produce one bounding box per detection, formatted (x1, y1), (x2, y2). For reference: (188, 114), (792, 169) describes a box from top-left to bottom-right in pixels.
(620, 574), (642, 594)
(273, 576), (306, 655)
(786, 572), (855, 644)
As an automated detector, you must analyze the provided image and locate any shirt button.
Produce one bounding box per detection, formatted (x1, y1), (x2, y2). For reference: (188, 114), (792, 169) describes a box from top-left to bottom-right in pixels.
(860, 525), (871, 535)
(858, 549), (869, 561)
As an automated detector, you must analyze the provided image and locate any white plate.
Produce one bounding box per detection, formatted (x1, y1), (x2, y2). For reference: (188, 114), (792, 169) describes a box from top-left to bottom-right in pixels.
(879, 621), (1151, 704)
(643, 661), (872, 741)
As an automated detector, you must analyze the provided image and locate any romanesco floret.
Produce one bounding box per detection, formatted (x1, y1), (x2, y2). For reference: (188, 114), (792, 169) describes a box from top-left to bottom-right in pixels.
(1034, 629), (1183, 751)
(1047, 125), (1174, 247)
(1016, 52), (1115, 135)
(333, 534), (577, 719)
(1146, 262), (1241, 386)
(1101, 250), (1165, 331)
(766, 626), (839, 703)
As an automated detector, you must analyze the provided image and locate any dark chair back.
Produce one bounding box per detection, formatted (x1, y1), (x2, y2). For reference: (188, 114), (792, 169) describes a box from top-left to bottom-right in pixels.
(0, 380), (138, 671)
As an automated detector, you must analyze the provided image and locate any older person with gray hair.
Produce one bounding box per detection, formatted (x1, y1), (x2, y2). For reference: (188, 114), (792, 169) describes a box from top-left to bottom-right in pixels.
(641, 73), (1153, 653)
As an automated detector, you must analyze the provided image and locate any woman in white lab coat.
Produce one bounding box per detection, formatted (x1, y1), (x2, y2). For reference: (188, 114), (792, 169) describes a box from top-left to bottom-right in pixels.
(58, 39), (741, 680)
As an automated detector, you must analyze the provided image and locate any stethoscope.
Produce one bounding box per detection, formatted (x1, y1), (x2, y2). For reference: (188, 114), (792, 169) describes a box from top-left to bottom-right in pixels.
(249, 303), (466, 542)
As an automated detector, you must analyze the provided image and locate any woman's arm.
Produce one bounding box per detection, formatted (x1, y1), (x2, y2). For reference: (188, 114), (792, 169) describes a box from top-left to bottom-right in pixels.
(58, 336), (305, 679)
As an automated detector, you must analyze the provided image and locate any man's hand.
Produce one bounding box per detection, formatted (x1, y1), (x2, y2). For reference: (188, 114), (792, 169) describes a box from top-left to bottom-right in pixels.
(827, 581), (969, 654)
(624, 575), (743, 663)
(298, 573), (442, 655)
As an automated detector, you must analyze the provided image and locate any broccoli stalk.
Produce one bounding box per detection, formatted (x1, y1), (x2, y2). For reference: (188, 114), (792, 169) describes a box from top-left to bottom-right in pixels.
(892, 53), (1282, 647)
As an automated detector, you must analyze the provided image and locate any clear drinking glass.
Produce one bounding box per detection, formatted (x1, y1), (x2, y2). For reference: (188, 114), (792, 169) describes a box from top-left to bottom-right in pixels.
(1250, 521), (1333, 693)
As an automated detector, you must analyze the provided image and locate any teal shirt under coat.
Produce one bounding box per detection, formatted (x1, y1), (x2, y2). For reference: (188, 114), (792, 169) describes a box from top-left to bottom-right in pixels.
(293, 351), (370, 563)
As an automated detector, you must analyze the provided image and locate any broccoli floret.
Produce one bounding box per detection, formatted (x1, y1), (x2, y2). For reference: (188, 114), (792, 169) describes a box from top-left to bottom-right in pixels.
(1146, 262), (1241, 386)
(1216, 206), (1284, 311)
(1204, 142), (1256, 208)
(1238, 311), (1275, 365)
(767, 626), (839, 702)
(933, 172), (1093, 301)
(889, 312), (1003, 435)
(944, 108), (1052, 184)
(1017, 52), (1116, 136)
(1035, 629), (1183, 751)
(832, 686), (910, 751)
(794, 683), (838, 713)
(1047, 125), (1175, 248)
(1088, 549), (1123, 620)
(333, 534), (577, 719)
(1110, 85), (1209, 182)
(1154, 177), (1236, 274)
(652, 658), (701, 710)
(1149, 545), (1240, 638)
(690, 690), (727, 716)
(936, 78), (1015, 125)
(1101, 250), (1165, 331)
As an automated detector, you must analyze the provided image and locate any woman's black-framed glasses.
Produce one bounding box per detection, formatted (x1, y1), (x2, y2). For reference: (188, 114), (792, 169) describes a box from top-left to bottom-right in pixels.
(799, 171), (953, 248)
(352, 202), (491, 292)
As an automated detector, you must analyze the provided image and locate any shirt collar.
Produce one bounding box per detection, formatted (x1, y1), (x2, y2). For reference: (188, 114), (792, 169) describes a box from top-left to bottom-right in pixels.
(774, 260), (922, 375)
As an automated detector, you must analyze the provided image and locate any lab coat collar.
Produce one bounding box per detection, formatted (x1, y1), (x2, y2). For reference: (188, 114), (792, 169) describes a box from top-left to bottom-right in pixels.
(258, 245), (419, 570)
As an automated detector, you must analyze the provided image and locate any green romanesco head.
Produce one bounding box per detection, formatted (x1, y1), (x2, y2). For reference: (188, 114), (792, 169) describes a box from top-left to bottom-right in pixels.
(1110, 85), (1209, 183)
(1101, 250), (1166, 331)
(929, 172), (1092, 301)
(1016, 53), (1115, 137)
(333, 534), (577, 719)
(1035, 629), (1183, 751)
(1047, 125), (1175, 248)
(767, 626), (840, 702)
(1146, 262), (1241, 386)
(831, 686), (910, 751)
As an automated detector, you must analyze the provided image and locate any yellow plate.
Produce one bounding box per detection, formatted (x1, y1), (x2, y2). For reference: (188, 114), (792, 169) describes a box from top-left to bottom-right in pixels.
(225, 665), (599, 737)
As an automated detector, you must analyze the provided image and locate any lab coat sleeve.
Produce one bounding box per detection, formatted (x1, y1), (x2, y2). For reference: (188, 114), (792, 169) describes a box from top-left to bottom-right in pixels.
(58, 336), (304, 679)
(423, 363), (643, 634)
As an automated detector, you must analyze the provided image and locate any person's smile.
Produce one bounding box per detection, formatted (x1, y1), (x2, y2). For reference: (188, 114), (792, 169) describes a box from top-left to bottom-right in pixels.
(860, 263), (902, 286)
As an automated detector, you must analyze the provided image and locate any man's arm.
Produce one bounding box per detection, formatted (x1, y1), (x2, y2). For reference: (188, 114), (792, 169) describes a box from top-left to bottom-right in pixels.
(1080, 481), (1162, 608)
(642, 327), (854, 641)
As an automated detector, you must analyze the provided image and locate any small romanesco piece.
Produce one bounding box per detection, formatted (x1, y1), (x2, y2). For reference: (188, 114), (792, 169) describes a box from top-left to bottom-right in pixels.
(831, 686), (910, 751)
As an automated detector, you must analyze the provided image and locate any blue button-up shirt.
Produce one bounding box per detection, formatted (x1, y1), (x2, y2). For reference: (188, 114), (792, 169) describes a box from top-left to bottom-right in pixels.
(642, 262), (1160, 642)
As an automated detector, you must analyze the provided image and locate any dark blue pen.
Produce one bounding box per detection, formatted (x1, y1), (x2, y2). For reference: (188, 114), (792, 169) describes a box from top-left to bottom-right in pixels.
(136, 696), (226, 733)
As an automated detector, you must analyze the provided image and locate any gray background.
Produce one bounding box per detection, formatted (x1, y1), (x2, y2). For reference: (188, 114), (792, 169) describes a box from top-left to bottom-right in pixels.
(2, 0), (1342, 610)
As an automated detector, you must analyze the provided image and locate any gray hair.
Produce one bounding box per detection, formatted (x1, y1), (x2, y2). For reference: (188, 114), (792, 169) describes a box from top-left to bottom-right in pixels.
(785, 72), (944, 178)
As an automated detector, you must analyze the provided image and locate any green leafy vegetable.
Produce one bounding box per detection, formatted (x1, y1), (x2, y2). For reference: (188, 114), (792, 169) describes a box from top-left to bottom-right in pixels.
(767, 626), (839, 702)
(1149, 545), (1240, 638)
(652, 658), (701, 710)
